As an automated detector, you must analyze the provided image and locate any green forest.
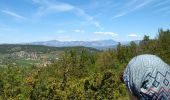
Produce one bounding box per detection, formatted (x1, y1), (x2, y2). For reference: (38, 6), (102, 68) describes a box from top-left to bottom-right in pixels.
(0, 29), (169, 100)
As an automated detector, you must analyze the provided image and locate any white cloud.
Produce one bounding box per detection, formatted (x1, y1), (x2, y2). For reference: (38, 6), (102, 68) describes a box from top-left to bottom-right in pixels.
(0, 9), (26, 19)
(33, 0), (74, 17)
(113, 12), (127, 19)
(32, 0), (102, 29)
(152, 0), (170, 9)
(74, 8), (103, 29)
(133, 0), (153, 10)
(113, 0), (154, 19)
(73, 29), (84, 33)
(94, 31), (118, 37)
(128, 34), (141, 37)
(48, 4), (73, 12)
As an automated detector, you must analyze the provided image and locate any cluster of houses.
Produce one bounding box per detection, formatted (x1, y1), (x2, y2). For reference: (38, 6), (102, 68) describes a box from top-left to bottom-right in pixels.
(0, 51), (60, 67)
(9, 51), (59, 67)
(11, 51), (40, 60)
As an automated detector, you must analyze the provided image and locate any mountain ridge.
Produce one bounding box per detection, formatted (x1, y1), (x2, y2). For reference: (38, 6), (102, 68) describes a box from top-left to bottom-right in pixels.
(29, 39), (118, 49)
(0, 39), (141, 50)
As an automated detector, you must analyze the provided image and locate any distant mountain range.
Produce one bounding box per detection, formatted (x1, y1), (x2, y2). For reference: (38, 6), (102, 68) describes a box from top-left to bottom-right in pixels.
(121, 40), (141, 46)
(29, 39), (118, 50)
(28, 39), (141, 50)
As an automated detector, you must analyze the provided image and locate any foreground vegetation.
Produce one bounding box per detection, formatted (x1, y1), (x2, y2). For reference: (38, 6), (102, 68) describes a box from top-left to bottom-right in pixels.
(0, 29), (169, 99)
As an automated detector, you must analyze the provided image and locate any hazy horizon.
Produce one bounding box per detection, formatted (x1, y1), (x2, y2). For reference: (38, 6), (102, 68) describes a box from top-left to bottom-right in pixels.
(0, 39), (142, 45)
(0, 0), (170, 43)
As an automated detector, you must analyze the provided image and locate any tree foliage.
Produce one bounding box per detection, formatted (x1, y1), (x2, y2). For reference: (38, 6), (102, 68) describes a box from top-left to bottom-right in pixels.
(0, 29), (169, 99)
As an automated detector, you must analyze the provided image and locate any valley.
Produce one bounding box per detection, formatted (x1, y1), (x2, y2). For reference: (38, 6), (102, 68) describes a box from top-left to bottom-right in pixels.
(0, 45), (98, 67)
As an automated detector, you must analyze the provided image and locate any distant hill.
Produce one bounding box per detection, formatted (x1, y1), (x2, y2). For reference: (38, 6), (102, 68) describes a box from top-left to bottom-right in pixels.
(0, 44), (99, 67)
(29, 39), (118, 49)
(0, 44), (99, 54)
(0, 40), (141, 53)
(121, 40), (141, 45)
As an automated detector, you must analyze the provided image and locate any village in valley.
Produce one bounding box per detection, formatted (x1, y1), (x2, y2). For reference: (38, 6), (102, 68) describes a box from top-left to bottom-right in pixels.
(0, 46), (60, 67)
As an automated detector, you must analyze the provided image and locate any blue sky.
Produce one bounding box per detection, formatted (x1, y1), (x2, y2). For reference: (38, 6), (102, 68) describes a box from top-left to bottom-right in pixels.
(0, 0), (170, 43)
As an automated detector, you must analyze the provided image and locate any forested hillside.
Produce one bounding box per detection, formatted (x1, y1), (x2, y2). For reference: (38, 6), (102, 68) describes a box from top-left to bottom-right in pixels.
(0, 29), (169, 99)
(0, 45), (98, 67)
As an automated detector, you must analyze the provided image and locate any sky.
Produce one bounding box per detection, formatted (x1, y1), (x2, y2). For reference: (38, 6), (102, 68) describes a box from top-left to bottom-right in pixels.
(0, 0), (170, 43)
